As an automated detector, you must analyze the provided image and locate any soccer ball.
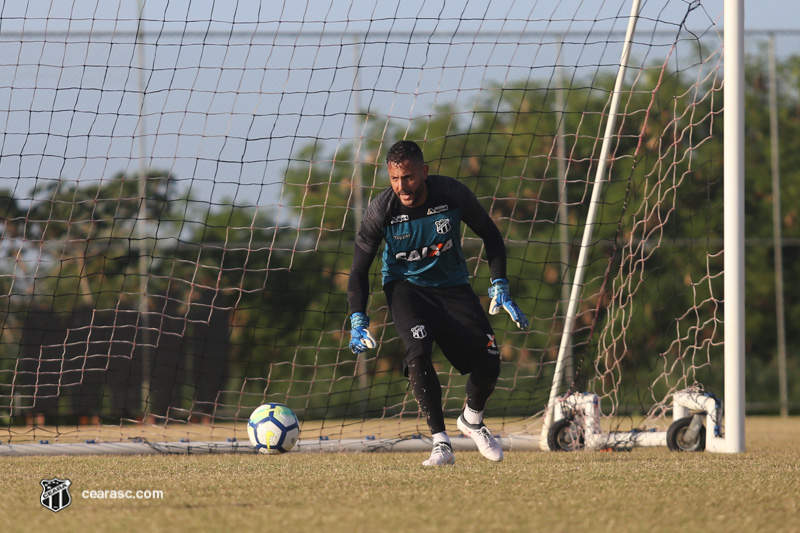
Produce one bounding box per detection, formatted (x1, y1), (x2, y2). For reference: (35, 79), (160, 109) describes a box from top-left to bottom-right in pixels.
(247, 403), (300, 454)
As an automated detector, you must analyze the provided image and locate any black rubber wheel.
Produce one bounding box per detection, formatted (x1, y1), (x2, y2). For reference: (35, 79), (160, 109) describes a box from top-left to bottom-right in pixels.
(666, 416), (706, 452)
(547, 418), (585, 451)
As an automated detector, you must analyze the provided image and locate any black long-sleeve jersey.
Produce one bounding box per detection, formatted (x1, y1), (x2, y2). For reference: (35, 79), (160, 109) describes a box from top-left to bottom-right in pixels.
(348, 175), (507, 314)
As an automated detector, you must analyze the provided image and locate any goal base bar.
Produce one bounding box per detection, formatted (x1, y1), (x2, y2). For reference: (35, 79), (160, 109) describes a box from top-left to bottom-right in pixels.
(0, 434), (541, 456)
(584, 431), (666, 451)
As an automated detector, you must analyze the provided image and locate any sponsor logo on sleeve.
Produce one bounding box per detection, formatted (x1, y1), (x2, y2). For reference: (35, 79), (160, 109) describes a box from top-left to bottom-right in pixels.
(427, 204), (448, 215)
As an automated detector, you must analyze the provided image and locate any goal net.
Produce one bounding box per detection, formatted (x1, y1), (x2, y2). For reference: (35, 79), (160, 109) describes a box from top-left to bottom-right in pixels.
(0, 0), (726, 453)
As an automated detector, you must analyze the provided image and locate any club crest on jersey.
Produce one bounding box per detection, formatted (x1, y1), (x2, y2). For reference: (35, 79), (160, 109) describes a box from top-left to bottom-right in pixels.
(435, 218), (451, 234)
(390, 214), (409, 224)
(40, 478), (72, 513)
(395, 238), (454, 262)
(411, 325), (427, 339)
(427, 204), (448, 215)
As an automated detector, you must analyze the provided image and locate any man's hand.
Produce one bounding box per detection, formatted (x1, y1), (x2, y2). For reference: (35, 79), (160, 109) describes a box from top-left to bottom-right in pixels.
(488, 279), (529, 330)
(349, 312), (377, 354)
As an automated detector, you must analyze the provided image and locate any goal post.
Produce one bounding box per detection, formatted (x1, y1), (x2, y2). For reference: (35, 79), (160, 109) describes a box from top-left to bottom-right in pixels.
(723, 0), (746, 454)
(0, 0), (742, 455)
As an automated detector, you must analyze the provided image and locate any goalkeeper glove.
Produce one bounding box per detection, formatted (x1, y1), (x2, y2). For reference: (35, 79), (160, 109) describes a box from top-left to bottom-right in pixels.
(488, 279), (529, 330)
(348, 312), (377, 354)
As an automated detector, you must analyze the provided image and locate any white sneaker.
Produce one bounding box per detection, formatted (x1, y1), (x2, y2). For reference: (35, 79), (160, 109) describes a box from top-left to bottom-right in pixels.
(457, 414), (504, 462)
(422, 441), (455, 466)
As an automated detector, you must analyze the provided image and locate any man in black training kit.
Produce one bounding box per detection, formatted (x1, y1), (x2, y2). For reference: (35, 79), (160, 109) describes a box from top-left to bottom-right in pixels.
(347, 140), (529, 466)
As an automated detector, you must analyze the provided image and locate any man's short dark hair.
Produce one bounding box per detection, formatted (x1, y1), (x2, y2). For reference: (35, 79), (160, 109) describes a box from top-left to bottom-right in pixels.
(386, 140), (425, 166)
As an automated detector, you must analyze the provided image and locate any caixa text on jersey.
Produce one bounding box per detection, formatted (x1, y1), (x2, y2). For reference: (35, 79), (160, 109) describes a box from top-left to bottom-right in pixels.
(394, 239), (454, 262)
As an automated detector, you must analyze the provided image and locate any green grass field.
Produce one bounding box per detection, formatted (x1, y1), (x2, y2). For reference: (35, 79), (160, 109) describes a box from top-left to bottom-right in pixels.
(3, 417), (799, 533)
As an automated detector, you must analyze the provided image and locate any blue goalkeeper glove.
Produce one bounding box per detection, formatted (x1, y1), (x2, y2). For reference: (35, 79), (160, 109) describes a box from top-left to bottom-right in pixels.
(348, 312), (377, 354)
(488, 279), (529, 330)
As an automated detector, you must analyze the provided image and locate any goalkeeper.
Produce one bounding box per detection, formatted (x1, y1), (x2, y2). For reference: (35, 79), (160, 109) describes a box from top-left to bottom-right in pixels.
(347, 140), (528, 466)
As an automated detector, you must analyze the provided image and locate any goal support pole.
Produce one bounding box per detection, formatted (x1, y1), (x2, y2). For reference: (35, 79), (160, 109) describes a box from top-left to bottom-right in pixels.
(723, 0), (746, 453)
(540, 0), (642, 449)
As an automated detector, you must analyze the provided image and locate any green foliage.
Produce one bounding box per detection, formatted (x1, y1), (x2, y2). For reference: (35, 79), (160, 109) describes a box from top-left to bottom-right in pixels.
(3, 46), (800, 421)
(742, 49), (800, 405)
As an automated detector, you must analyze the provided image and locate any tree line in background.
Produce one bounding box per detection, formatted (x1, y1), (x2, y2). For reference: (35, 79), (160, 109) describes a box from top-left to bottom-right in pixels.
(0, 47), (798, 423)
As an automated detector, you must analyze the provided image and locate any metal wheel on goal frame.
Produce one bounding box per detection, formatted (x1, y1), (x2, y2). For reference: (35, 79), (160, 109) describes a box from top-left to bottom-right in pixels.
(666, 415), (706, 452)
(547, 418), (586, 451)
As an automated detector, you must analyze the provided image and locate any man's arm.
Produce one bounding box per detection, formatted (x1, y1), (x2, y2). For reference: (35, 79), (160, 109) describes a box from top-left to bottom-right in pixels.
(453, 178), (507, 280)
(457, 182), (529, 330)
(347, 242), (377, 315)
(469, 215), (507, 282)
(347, 243), (379, 354)
(347, 195), (387, 354)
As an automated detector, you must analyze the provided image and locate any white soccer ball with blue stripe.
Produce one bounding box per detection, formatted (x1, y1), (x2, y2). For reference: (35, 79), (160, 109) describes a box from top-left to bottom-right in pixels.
(247, 403), (300, 454)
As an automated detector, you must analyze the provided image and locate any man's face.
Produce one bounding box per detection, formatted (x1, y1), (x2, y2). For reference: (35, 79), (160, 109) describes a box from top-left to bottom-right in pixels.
(388, 159), (428, 208)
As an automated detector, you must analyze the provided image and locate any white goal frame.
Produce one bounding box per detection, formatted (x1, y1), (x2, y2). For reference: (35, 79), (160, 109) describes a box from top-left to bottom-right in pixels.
(539, 0), (745, 454)
(0, 0), (745, 456)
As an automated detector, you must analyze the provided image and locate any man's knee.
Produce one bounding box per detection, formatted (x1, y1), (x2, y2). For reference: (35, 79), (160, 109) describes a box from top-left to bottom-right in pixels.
(470, 355), (500, 385)
(404, 351), (434, 377)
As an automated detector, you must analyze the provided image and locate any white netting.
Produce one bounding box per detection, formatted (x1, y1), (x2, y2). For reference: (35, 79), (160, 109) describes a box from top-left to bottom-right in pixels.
(0, 0), (724, 449)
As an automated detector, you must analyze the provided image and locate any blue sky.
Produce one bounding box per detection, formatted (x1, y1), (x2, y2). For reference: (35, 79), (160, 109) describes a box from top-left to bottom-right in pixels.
(741, 0), (800, 30)
(4, 1), (794, 32)
(1, 0), (797, 208)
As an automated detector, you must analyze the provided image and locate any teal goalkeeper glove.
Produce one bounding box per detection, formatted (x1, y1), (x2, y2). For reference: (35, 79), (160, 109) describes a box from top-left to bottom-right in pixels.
(488, 279), (530, 330)
(349, 312), (377, 354)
